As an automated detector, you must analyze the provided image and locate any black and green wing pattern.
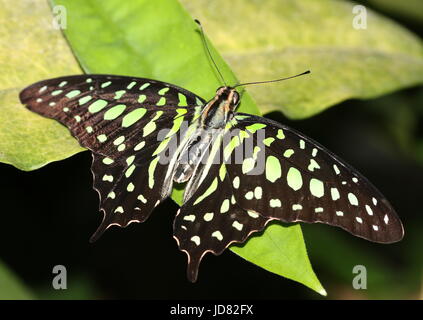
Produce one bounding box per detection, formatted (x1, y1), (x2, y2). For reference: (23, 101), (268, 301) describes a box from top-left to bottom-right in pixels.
(20, 75), (205, 241)
(229, 114), (404, 243)
(20, 75), (404, 282)
(173, 113), (403, 281)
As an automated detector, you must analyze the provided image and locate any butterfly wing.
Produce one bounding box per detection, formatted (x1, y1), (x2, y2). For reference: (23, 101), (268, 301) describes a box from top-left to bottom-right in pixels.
(19, 74), (205, 155)
(20, 75), (205, 240)
(225, 113), (404, 243)
(173, 128), (270, 282)
(173, 112), (404, 281)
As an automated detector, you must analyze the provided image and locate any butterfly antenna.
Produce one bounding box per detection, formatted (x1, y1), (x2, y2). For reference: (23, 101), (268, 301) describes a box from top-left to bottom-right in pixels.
(195, 19), (227, 86)
(234, 70), (311, 88)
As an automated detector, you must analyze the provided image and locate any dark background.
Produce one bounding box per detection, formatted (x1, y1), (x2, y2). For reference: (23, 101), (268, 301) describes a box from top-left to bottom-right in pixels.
(0, 1), (422, 299)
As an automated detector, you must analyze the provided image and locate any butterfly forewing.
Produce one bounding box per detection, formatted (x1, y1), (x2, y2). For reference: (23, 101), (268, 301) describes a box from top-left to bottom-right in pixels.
(225, 113), (404, 243)
(20, 75), (206, 240)
(19, 75), (205, 155)
(173, 112), (403, 281)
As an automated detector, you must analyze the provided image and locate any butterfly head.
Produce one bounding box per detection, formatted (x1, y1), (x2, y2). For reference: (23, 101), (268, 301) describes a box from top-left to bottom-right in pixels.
(201, 86), (240, 128)
(215, 86), (240, 111)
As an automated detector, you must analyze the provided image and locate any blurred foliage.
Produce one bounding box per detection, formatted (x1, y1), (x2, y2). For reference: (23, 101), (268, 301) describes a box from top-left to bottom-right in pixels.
(181, 0), (423, 118)
(46, 0), (324, 294)
(0, 0), (323, 296)
(271, 86), (423, 299)
(0, 0), (422, 299)
(0, 260), (34, 299)
(365, 0), (423, 25)
(0, 0), (83, 171)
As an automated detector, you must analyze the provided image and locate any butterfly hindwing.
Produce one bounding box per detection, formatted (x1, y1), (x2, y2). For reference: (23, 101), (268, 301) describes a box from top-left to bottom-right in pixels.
(173, 143), (270, 282)
(224, 113), (404, 243)
(90, 149), (171, 241)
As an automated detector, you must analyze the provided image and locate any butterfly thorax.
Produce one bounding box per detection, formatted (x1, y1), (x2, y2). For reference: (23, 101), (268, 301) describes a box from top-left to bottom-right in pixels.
(173, 87), (240, 184)
(200, 86), (239, 128)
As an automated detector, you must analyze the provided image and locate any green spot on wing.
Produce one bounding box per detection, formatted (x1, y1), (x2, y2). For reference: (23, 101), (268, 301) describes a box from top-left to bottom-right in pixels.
(235, 115), (250, 120)
(143, 122), (156, 137)
(127, 81), (136, 89)
(122, 108), (147, 127)
(277, 129), (285, 139)
(143, 111), (163, 137)
(194, 178), (218, 205)
(148, 157), (159, 189)
(88, 99), (108, 113)
(102, 157), (114, 165)
(195, 97), (204, 106)
(284, 149), (294, 158)
(165, 116), (184, 138)
(263, 137), (275, 146)
(78, 96), (92, 105)
(224, 136), (240, 160)
(113, 136), (125, 145)
(220, 199), (230, 213)
(134, 141), (145, 151)
(104, 104), (126, 120)
(242, 158), (256, 174)
(265, 155), (282, 182)
(114, 90), (126, 99)
(127, 182), (135, 192)
(310, 178), (324, 198)
(152, 138), (171, 156)
(97, 134), (107, 143)
(101, 81), (111, 88)
(287, 167), (303, 191)
(246, 123), (266, 133)
(139, 83), (150, 90)
(126, 155), (135, 166)
(65, 90), (81, 98)
(158, 87), (169, 95)
(178, 93), (188, 106)
(175, 108), (187, 116)
(219, 163), (226, 181)
(156, 97), (166, 106)
(138, 94), (146, 103)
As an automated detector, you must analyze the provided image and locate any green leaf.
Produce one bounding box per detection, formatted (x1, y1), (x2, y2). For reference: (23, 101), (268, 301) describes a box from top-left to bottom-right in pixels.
(231, 223), (327, 296)
(180, 0), (423, 119)
(3, 0), (324, 294)
(0, 0), (83, 171)
(0, 259), (34, 299)
(303, 224), (410, 299)
(49, 0), (257, 113)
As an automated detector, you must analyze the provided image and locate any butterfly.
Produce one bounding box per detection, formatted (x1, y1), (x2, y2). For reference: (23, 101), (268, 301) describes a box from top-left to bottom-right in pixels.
(19, 70), (404, 282)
